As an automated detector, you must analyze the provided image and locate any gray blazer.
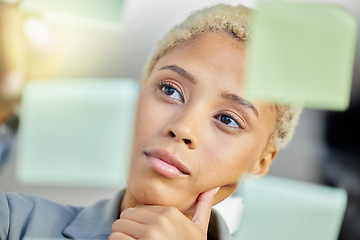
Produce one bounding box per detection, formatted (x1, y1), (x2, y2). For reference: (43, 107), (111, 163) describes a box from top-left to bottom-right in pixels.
(0, 190), (232, 240)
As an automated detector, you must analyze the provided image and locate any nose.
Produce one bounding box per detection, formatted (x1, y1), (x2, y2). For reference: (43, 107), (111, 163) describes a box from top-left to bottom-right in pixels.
(163, 112), (199, 149)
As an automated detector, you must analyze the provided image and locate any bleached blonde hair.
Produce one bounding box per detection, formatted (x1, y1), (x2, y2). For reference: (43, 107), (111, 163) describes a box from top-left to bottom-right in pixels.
(142, 4), (302, 149)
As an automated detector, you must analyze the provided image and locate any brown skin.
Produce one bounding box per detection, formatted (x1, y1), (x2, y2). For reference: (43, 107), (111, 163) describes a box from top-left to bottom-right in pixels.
(110, 33), (278, 240)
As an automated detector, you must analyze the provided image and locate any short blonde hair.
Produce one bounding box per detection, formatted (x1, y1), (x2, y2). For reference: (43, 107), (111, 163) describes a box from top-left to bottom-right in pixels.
(142, 4), (302, 149)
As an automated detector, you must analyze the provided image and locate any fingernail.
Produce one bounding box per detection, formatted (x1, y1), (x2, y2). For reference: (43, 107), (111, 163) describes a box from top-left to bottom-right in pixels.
(215, 187), (220, 194)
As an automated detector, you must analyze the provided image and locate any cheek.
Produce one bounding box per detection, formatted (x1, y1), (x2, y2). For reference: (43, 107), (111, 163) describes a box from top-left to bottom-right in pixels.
(133, 91), (159, 142)
(199, 135), (261, 185)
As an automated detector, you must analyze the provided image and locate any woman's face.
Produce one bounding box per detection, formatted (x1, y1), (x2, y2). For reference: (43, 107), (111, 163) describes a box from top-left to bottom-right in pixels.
(126, 33), (277, 217)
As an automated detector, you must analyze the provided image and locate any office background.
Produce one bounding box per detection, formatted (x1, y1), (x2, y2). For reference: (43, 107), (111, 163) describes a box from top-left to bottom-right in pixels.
(0, 0), (359, 239)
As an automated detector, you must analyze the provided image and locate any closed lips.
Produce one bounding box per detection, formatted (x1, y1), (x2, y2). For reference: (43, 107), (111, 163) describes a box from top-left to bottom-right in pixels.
(144, 149), (190, 175)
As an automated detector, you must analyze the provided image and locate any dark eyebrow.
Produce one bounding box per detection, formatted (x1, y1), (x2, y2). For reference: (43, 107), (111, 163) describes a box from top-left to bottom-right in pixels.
(158, 65), (197, 85)
(221, 92), (259, 118)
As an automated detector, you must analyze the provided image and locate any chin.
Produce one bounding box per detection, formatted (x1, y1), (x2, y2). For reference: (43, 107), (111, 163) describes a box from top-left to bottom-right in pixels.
(129, 179), (197, 213)
(130, 180), (174, 204)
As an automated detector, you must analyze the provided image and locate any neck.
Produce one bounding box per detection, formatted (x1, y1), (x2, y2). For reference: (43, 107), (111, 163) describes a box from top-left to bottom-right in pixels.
(120, 189), (140, 215)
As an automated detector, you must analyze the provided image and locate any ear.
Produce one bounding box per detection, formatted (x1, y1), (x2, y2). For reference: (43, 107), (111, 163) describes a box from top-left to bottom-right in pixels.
(250, 147), (278, 176)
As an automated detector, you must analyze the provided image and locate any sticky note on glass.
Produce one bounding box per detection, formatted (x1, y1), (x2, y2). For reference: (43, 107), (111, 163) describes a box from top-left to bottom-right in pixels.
(20, 0), (126, 24)
(17, 79), (139, 187)
(234, 176), (347, 240)
(245, 1), (357, 110)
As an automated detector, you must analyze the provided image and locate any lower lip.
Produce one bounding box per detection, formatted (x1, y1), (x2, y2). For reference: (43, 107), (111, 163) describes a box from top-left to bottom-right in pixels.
(146, 154), (189, 178)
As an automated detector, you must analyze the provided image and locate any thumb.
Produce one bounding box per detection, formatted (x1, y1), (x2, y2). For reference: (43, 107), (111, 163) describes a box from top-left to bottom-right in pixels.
(192, 188), (216, 230)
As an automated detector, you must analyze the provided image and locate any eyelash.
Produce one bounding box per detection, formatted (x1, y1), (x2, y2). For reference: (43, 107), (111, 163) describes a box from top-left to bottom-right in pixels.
(155, 81), (184, 102)
(155, 81), (244, 130)
(214, 111), (244, 130)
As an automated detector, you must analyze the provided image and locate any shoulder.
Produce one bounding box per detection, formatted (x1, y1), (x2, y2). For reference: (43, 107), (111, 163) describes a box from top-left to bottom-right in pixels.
(0, 192), (82, 240)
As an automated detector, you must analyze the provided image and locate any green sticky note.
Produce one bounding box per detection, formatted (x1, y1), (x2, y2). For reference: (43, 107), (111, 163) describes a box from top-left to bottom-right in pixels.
(17, 79), (139, 187)
(234, 176), (347, 240)
(245, 1), (357, 110)
(20, 0), (126, 24)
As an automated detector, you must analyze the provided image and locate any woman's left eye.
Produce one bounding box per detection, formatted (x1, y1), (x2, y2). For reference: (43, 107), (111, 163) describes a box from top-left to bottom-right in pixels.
(216, 114), (242, 128)
(157, 82), (184, 102)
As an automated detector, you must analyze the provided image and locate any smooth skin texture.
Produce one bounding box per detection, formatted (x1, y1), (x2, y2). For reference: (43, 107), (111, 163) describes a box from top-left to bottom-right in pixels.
(110, 33), (278, 239)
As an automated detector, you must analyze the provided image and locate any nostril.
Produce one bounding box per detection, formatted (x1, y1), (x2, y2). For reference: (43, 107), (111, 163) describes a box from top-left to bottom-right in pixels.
(169, 131), (176, 138)
(166, 130), (192, 146)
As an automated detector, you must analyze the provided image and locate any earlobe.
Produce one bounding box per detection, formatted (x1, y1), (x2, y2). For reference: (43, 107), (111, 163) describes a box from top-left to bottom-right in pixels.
(250, 147), (278, 176)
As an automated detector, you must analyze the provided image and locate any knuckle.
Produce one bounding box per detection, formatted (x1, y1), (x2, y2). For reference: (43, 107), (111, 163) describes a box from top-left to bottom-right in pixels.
(164, 206), (178, 216)
(111, 219), (121, 231)
(108, 232), (122, 240)
(112, 218), (127, 232)
(142, 228), (161, 240)
(120, 207), (133, 219)
(154, 213), (169, 226)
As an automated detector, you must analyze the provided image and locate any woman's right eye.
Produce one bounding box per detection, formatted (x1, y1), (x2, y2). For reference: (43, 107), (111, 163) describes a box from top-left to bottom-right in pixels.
(156, 81), (184, 102)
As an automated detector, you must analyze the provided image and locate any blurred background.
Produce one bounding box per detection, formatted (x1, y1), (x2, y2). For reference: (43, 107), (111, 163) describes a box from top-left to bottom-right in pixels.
(0, 0), (359, 239)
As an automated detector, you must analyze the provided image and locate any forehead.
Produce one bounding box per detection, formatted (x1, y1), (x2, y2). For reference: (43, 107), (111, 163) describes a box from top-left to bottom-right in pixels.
(151, 33), (247, 93)
(150, 33), (274, 117)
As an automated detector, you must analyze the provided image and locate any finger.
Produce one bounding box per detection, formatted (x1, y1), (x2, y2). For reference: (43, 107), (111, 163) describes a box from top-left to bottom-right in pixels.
(112, 218), (144, 239)
(109, 231), (135, 240)
(120, 206), (166, 224)
(134, 204), (168, 213)
(191, 188), (216, 229)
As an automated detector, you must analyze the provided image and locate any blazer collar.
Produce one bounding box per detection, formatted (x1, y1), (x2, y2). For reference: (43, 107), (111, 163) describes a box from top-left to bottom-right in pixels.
(62, 190), (230, 240)
(63, 190), (125, 239)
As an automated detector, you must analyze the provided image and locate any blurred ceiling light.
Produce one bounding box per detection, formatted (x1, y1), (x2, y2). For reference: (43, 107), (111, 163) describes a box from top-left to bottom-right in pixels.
(23, 18), (57, 51)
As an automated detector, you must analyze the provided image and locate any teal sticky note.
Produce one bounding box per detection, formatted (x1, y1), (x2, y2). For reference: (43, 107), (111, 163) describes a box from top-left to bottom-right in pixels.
(245, 1), (357, 110)
(16, 79), (139, 187)
(20, 0), (126, 24)
(234, 176), (347, 240)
